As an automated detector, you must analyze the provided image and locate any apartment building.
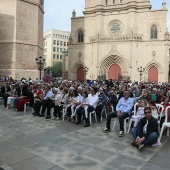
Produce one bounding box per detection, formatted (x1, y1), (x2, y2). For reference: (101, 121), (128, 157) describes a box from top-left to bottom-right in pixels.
(44, 29), (70, 67)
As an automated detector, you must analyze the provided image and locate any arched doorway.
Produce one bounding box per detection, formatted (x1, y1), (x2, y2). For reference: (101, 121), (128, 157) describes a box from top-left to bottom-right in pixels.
(108, 64), (121, 80)
(148, 67), (158, 83)
(77, 66), (84, 80)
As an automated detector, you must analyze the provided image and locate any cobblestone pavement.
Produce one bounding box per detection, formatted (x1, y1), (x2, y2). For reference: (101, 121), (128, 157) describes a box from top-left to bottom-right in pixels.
(0, 104), (169, 170)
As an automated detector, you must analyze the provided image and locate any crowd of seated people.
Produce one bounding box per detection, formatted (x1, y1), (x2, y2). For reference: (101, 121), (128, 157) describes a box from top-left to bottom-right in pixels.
(0, 79), (170, 151)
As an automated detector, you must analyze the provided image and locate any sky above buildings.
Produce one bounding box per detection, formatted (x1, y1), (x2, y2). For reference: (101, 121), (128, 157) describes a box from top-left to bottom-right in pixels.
(44, 0), (170, 32)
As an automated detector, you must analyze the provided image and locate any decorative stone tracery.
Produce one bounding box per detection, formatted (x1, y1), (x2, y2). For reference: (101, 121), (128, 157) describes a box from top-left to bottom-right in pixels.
(90, 31), (143, 42)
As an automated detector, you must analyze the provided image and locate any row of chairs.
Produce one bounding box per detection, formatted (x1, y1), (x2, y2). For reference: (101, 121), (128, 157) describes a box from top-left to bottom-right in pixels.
(24, 101), (170, 140)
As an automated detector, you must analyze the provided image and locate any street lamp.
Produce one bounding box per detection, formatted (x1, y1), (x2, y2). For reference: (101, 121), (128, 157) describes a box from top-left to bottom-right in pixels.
(137, 66), (145, 82)
(35, 56), (46, 80)
(83, 66), (89, 81)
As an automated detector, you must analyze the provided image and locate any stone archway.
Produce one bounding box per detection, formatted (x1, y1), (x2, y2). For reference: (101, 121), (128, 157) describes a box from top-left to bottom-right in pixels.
(99, 55), (128, 80)
(77, 66), (84, 81)
(148, 67), (158, 83)
(108, 64), (121, 80)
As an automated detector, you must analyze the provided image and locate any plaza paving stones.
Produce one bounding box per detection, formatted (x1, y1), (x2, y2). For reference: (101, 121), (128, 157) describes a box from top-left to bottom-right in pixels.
(0, 105), (169, 170)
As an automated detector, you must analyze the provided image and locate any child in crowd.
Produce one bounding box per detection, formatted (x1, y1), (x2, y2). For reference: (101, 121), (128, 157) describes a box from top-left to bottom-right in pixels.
(149, 100), (159, 119)
(132, 100), (147, 127)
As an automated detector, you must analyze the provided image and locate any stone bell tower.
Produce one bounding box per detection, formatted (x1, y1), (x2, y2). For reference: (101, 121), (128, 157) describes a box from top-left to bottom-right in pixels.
(0, 0), (44, 80)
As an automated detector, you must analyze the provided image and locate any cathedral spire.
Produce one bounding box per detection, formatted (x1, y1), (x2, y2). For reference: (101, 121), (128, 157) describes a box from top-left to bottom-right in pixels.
(162, 0), (167, 10)
(72, 10), (76, 18)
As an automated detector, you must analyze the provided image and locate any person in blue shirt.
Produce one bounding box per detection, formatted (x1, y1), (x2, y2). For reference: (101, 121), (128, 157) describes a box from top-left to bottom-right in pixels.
(32, 86), (53, 116)
(103, 90), (134, 137)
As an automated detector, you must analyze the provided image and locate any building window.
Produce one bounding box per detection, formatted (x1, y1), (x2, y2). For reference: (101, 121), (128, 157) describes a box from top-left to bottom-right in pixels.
(57, 48), (59, 52)
(64, 42), (66, 46)
(57, 40), (59, 45)
(67, 42), (69, 46)
(53, 54), (56, 59)
(53, 47), (56, 52)
(57, 54), (59, 59)
(60, 55), (62, 60)
(60, 48), (62, 52)
(78, 30), (84, 43)
(53, 34), (55, 38)
(151, 25), (158, 39)
(53, 40), (56, 45)
(120, 0), (122, 3)
(60, 41), (63, 46)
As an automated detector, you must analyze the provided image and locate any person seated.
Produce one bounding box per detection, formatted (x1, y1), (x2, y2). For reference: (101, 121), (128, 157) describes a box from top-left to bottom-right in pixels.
(74, 91), (89, 124)
(76, 87), (98, 127)
(65, 89), (79, 122)
(132, 100), (147, 127)
(131, 106), (159, 151)
(32, 86), (53, 116)
(15, 82), (31, 111)
(6, 84), (17, 109)
(45, 88), (61, 119)
(3, 82), (11, 107)
(149, 100), (159, 120)
(109, 90), (118, 112)
(95, 87), (108, 123)
(102, 90), (134, 137)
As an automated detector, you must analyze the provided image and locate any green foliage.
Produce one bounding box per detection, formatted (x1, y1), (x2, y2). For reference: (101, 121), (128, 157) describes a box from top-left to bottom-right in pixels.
(51, 62), (62, 77)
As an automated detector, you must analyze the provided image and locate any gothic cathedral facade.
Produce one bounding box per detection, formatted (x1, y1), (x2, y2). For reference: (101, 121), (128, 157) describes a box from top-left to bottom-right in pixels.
(63, 0), (170, 83)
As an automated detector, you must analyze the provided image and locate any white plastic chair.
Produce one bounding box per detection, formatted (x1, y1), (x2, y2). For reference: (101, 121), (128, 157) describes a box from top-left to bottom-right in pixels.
(156, 104), (164, 125)
(100, 106), (107, 122)
(24, 102), (30, 113)
(112, 117), (129, 133)
(127, 103), (138, 133)
(111, 105), (131, 133)
(159, 106), (170, 141)
(62, 108), (66, 121)
(89, 110), (97, 125)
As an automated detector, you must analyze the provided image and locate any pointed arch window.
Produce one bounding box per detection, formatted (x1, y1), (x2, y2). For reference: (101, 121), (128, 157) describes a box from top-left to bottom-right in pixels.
(151, 25), (158, 39)
(78, 30), (84, 43)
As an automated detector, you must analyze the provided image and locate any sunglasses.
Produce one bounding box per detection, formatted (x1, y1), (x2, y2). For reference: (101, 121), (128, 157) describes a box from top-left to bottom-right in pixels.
(144, 111), (151, 114)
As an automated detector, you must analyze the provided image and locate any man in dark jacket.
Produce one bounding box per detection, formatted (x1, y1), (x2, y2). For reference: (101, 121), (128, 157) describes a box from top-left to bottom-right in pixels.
(131, 106), (159, 151)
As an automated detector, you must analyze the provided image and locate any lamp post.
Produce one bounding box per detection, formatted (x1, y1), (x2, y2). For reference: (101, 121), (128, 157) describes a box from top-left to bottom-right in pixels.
(35, 56), (46, 80)
(137, 66), (145, 82)
(83, 66), (89, 81)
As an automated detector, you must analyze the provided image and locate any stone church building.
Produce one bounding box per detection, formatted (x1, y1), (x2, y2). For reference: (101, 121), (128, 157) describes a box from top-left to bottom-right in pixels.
(63, 0), (170, 83)
(0, 0), (44, 80)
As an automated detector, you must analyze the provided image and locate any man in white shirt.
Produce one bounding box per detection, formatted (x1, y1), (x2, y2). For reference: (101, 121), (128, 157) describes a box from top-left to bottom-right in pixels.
(76, 87), (98, 127)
